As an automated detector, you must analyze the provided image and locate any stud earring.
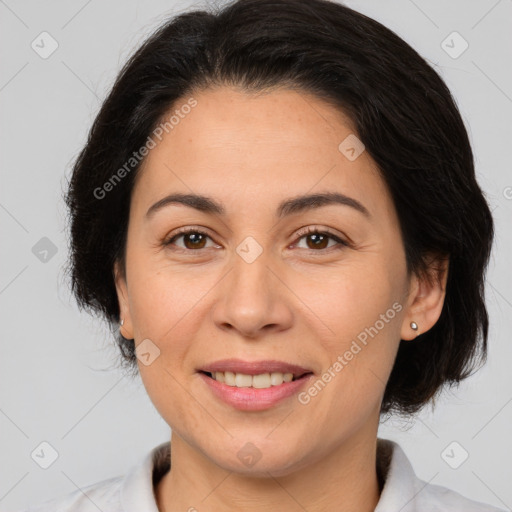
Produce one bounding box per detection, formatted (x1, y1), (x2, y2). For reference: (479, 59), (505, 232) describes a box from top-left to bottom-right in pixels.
(120, 319), (124, 327)
(410, 321), (418, 331)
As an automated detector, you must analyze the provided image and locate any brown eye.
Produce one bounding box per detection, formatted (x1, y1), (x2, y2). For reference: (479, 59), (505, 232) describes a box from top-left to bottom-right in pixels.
(180, 232), (208, 249)
(164, 229), (214, 250)
(294, 227), (348, 252)
(304, 232), (330, 250)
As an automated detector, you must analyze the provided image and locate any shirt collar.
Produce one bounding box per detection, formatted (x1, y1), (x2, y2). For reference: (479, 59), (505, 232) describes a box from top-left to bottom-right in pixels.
(120, 441), (170, 512)
(375, 438), (419, 511)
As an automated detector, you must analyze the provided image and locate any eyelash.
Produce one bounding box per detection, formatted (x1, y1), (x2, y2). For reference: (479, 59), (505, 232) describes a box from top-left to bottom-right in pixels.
(162, 226), (350, 254)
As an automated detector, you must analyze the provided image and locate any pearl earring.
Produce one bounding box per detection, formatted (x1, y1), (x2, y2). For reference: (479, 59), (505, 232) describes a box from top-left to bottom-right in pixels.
(410, 321), (418, 331)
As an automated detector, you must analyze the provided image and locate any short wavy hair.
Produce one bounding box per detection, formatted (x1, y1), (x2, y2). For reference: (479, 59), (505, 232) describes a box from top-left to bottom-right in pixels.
(64, 0), (494, 415)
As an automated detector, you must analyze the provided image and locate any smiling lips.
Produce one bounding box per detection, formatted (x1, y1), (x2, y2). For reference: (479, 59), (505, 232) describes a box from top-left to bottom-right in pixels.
(198, 358), (314, 410)
(208, 371), (295, 388)
(199, 358), (313, 385)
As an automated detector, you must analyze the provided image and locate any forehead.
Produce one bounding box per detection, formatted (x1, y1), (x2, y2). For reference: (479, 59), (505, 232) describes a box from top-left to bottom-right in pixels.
(131, 86), (390, 220)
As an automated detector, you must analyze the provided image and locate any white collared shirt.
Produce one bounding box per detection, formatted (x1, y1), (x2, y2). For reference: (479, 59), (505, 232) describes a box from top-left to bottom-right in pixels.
(20, 438), (506, 512)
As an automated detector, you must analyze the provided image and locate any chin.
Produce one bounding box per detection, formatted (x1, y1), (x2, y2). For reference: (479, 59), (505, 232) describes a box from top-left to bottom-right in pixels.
(206, 437), (313, 477)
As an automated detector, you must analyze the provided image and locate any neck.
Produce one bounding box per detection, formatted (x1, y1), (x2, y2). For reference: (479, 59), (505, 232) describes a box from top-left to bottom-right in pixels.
(156, 430), (382, 512)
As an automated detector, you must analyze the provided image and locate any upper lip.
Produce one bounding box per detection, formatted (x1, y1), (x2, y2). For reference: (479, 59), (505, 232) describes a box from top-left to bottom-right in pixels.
(198, 359), (313, 377)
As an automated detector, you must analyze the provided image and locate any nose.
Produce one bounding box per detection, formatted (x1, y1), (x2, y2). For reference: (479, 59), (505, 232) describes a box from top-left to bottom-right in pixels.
(211, 244), (294, 339)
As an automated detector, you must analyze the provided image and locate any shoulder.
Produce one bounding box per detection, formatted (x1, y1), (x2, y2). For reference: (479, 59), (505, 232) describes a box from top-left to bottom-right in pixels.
(18, 441), (170, 512)
(418, 480), (506, 512)
(19, 475), (124, 512)
(376, 438), (506, 512)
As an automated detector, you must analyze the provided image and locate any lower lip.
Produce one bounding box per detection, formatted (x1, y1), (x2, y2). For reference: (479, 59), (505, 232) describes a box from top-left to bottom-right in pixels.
(199, 372), (314, 411)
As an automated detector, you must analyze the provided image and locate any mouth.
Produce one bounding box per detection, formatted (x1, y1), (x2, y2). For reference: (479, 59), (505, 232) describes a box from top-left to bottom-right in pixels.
(199, 370), (313, 389)
(197, 359), (314, 390)
(197, 362), (315, 411)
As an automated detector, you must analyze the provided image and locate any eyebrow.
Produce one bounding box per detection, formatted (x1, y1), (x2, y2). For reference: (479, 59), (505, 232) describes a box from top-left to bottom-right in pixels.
(145, 191), (371, 220)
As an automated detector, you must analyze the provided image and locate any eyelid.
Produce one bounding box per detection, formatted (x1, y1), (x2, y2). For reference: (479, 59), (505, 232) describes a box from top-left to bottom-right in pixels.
(293, 225), (349, 244)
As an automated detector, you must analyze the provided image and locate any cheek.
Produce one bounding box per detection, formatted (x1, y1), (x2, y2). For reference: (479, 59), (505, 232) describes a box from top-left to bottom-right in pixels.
(138, 361), (211, 445)
(130, 266), (211, 429)
(295, 259), (403, 402)
(127, 259), (224, 366)
(296, 257), (400, 338)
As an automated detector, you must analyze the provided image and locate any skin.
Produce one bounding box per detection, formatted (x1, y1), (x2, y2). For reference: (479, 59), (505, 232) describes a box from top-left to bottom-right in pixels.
(114, 86), (448, 512)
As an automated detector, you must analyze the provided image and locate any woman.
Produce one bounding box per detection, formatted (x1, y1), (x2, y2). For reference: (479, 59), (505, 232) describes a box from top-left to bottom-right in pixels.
(24, 0), (505, 510)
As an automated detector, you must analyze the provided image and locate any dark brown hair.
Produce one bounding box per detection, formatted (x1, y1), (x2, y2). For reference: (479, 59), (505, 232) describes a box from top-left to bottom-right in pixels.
(64, 0), (494, 415)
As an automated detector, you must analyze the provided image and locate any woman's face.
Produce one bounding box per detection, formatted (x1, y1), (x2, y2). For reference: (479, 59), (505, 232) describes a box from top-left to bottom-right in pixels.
(115, 86), (421, 475)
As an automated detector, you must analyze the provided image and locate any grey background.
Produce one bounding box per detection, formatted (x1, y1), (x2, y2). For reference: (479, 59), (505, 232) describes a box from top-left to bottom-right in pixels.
(1, 0), (511, 510)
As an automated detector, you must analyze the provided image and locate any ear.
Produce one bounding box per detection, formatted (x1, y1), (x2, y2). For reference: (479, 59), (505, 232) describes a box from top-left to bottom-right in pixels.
(114, 260), (134, 339)
(400, 254), (449, 340)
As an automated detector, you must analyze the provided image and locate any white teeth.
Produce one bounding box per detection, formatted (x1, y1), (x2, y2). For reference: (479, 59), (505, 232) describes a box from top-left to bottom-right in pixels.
(224, 371), (236, 386)
(283, 373), (293, 383)
(209, 371), (296, 388)
(235, 373), (253, 387)
(270, 372), (283, 386)
(253, 373), (271, 388)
